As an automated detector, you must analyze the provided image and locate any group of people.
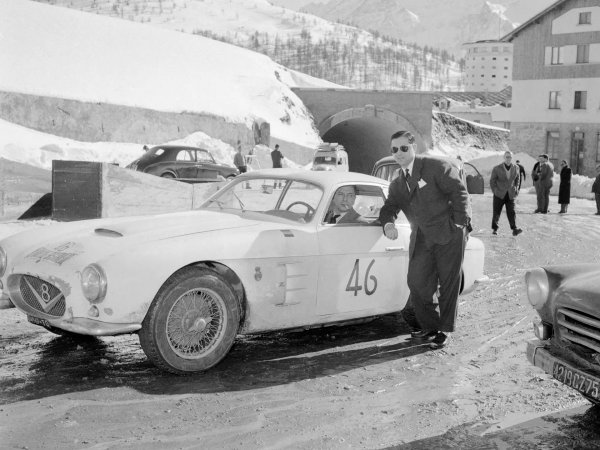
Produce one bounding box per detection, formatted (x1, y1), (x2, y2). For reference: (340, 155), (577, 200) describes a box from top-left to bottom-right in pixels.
(233, 140), (285, 188)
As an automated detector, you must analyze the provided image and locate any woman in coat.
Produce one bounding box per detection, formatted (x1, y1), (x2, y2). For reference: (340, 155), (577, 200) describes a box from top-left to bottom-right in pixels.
(558, 160), (572, 213)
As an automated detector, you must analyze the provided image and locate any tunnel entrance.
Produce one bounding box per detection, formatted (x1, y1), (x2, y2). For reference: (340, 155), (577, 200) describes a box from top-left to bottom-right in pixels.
(318, 106), (425, 175)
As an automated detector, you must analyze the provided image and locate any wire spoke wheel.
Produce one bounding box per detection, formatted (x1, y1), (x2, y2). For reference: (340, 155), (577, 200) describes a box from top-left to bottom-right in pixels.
(139, 267), (241, 374)
(166, 288), (226, 358)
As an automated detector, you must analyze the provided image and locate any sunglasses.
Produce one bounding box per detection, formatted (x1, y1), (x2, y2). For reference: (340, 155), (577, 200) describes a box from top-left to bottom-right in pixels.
(391, 145), (410, 154)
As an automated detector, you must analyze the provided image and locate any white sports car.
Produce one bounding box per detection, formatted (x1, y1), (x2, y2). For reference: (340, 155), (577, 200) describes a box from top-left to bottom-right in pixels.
(0, 169), (485, 374)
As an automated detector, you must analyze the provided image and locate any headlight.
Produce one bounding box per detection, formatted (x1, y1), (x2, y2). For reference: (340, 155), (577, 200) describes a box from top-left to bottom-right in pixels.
(81, 264), (107, 303)
(0, 246), (6, 278)
(525, 268), (549, 309)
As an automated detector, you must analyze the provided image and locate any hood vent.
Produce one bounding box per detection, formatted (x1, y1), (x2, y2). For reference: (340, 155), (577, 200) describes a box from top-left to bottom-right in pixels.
(94, 228), (123, 238)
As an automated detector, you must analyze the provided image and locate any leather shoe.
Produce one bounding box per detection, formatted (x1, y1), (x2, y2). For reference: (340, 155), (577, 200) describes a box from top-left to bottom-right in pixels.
(534, 210), (541, 213)
(512, 228), (522, 236)
(411, 330), (438, 341)
(429, 332), (450, 349)
(492, 229), (498, 235)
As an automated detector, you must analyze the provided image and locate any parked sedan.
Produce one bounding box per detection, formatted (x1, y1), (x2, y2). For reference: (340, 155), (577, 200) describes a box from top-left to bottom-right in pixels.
(127, 145), (238, 182)
(0, 170), (485, 374)
(525, 264), (600, 405)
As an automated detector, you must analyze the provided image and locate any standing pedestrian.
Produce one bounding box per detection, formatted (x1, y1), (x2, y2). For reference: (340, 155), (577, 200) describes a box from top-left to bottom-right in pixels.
(558, 160), (572, 214)
(532, 154), (554, 213)
(515, 159), (526, 189)
(490, 151), (523, 236)
(271, 144), (284, 188)
(378, 130), (471, 349)
(233, 140), (247, 175)
(592, 165), (600, 215)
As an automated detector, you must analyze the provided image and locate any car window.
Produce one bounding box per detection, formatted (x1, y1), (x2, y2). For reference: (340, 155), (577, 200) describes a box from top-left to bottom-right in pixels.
(203, 177), (323, 223)
(314, 156), (335, 165)
(323, 184), (386, 225)
(176, 150), (193, 161)
(196, 150), (215, 163)
(374, 163), (400, 182)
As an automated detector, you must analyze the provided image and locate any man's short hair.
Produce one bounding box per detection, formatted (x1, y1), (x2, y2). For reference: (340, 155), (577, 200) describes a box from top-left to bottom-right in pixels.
(539, 154), (549, 159)
(275, 144), (279, 149)
(516, 160), (520, 163)
(391, 130), (415, 144)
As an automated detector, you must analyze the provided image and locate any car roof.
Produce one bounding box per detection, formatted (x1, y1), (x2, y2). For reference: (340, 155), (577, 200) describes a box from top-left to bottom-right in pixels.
(238, 168), (388, 185)
(150, 145), (210, 152)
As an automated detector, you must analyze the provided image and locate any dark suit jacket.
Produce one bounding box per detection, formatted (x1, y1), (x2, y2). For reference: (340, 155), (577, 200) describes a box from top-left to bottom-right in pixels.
(490, 163), (520, 200)
(325, 208), (364, 224)
(379, 155), (471, 256)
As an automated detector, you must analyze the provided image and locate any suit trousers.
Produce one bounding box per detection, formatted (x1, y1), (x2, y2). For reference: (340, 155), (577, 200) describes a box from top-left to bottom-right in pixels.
(407, 226), (467, 333)
(595, 193), (600, 213)
(492, 193), (516, 231)
(541, 187), (551, 213)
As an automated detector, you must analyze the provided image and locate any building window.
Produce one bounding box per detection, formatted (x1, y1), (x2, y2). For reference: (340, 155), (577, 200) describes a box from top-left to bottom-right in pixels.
(473, 48), (478, 53)
(576, 44), (590, 63)
(549, 91), (561, 109)
(503, 47), (510, 52)
(546, 131), (560, 159)
(579, 11), (591, 24)
(493, 57), (497, 60)
(481, 74), (485, 77)
(574, 91), (587, 109)
(492, 46), (498, 52)
(492, 75), (496, 78)
(504, 66), (508, 69)
(551, 46), (563, 65)
(503, 121), (510, 129)
(481, 57), (485, 60)
(504, 75), (508, 78)
(504, 58), (509, 61)
(492, 66), (497, 69)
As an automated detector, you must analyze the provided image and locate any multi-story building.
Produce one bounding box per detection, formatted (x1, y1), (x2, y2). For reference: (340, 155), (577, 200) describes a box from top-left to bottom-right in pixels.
(502, 0), (600, 176)
(462, 40), (513, 92)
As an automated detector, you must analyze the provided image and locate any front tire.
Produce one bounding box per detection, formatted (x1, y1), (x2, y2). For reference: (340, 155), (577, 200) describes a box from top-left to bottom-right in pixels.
(139, 267), (241, 374)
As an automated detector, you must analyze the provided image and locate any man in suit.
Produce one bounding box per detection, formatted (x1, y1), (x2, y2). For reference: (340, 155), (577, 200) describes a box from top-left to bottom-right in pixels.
(378, 131), (471, 349)
(490, 151), (523, 236)
(538, 154), (554, 214)
(324, 185), (362, 224)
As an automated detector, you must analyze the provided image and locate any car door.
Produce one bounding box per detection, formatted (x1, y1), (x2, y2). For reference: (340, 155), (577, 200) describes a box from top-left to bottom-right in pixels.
(316, 183), (409, 316)
(194, 149), (220, 180)
(174, 149), (198, 181)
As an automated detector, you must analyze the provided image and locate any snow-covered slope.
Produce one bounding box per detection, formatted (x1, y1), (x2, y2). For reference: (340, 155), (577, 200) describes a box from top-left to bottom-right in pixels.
(0, 0), (338, 148)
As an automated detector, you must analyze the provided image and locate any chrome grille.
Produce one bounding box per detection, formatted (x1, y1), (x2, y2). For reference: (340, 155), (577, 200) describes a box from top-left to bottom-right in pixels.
(19, 275), (65, 317)
(557, 307), (600, 353)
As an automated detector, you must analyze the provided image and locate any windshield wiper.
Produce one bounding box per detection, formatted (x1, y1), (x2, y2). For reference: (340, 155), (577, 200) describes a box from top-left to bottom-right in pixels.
(232, 192), (245, 211)
(207, 199), (225, 209)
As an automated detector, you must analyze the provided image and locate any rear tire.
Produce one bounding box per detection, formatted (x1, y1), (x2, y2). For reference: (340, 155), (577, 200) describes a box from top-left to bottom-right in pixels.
(139, 267), (241, 374)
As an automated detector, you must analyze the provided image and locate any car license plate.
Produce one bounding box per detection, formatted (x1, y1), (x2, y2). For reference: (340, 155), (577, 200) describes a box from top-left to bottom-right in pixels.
(553, 361), (600, 400)
(27, 315), (50, 328)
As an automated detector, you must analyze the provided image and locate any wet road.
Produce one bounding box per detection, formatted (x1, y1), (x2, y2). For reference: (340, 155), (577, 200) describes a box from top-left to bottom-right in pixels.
(392, 405), (600, 449)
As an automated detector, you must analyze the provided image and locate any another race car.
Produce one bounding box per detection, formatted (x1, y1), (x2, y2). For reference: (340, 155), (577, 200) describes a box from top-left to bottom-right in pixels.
(525, 264), (600, 405)
(127, 144), (238, 182)
(0, 169), (485, 374)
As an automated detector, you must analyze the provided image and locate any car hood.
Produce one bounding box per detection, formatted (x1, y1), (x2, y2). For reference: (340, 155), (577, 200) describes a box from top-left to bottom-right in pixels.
(556, 267), (600, 314)
(3, 210), (263, 271)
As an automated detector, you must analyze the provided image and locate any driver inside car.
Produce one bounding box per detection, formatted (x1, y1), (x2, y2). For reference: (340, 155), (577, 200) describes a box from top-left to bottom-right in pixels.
(323, 185), (364, 224)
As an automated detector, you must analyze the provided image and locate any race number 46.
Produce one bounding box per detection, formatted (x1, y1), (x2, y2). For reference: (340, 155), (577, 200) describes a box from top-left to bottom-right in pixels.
(346, 259), (377, 296)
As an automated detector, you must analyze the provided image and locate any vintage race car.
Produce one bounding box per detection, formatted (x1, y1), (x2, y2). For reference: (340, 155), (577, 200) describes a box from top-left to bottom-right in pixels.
(526, 264), (600, 405)
(0, 169), (485, 374)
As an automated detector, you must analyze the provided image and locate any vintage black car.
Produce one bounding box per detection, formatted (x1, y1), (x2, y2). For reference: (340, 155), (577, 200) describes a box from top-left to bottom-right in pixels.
(127, 145), (238, 182)
(371, 156), (485, 195)
(525, 264), (600, 405)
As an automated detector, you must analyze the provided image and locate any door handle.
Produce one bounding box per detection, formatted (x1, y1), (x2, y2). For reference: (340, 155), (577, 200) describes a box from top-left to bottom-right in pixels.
(385, 246), (404, 252)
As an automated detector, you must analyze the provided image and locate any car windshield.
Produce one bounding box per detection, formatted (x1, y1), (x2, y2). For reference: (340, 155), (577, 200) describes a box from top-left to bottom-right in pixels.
(202, 177), (323, 223)
(314, 156), (337, 165)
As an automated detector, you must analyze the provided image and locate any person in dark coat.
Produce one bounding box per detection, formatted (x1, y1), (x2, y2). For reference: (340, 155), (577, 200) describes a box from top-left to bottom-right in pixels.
(558, 160), (572, 214)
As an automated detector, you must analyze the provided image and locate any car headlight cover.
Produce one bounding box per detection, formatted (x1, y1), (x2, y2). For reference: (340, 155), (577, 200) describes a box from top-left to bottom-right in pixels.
(525, 268), (549, 309)
(0, 246), (6, 278)
(81, 264), (107, 303)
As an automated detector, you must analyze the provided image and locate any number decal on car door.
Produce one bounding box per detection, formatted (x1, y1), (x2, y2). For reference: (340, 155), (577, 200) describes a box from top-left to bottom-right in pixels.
(346, 259), (378, 296)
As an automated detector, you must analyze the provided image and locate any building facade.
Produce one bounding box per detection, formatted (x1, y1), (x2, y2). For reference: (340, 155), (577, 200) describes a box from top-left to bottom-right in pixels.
(462, 40), (513, 92)
(502, 0), (600, 176)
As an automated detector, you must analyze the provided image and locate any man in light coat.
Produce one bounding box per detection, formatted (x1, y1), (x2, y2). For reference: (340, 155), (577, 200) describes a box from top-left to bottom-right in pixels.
(490, 151), (523, 236)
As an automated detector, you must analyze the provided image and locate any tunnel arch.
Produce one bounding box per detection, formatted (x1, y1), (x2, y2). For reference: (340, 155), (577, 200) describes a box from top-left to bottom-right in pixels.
(317, 106), (425, 174)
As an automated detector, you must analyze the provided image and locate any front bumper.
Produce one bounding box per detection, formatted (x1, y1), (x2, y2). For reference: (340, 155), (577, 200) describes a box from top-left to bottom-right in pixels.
(27, 314), (141, 336)
(527, 339), (600, 400)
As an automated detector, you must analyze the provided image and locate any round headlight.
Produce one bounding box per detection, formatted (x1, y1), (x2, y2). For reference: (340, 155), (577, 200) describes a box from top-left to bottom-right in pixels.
(0, 247), (6, 278)
(525, 268), (549, 309)
(81, 264), (107, 303)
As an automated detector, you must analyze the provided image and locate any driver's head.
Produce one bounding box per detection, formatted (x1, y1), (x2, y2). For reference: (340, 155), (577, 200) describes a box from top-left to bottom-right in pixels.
(331, 185), (357, 214)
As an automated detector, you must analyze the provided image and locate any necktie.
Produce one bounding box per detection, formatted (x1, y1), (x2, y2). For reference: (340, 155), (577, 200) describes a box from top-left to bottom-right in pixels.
(405, 168), (411, 191)
(330, 214), (340, 224)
